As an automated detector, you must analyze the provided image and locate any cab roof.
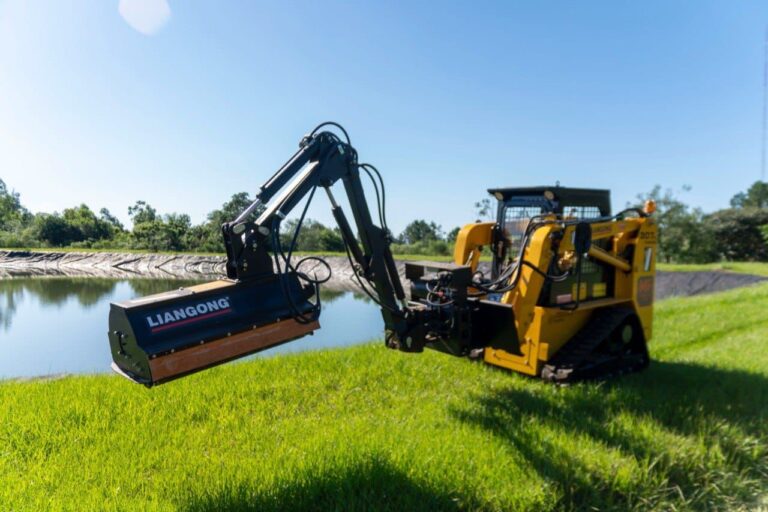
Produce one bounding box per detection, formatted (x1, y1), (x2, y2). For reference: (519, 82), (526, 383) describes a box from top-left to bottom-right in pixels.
(487, 186), (611, 216)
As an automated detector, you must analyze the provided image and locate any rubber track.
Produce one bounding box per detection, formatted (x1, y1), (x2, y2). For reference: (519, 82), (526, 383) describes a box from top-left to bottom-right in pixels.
(541, 307), (647, 383)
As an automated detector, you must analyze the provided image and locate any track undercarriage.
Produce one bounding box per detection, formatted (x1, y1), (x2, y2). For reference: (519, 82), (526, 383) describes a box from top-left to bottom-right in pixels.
(540, 307), (650, 384)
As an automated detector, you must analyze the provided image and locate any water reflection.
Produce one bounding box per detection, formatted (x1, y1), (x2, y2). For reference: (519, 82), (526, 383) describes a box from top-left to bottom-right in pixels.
(0, 278), (197, 331)
(0, 278), (358, 332)
(0, 278), (382, 378)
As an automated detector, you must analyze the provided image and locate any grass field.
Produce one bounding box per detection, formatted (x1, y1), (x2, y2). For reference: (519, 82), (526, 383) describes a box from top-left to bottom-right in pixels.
(657, 261), (768, 277)
(1, 285), (767, 511)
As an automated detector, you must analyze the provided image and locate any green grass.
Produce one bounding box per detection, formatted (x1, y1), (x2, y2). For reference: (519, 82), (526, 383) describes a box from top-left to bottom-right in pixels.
(657, 261), (768, 277)
(656, 261), (768, 276)
(2, 286), (768, 511)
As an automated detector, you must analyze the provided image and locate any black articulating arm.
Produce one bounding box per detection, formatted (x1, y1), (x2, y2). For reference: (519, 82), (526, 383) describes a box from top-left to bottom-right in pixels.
(106, 123), (514, 387)
(221, 123), (421, 349)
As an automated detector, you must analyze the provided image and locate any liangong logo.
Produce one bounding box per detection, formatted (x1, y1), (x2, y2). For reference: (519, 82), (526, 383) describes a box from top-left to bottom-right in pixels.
(146, 297), (232, 332)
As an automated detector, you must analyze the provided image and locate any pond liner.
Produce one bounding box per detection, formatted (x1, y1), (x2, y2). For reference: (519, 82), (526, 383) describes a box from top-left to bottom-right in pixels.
(108, 273), (319, 386)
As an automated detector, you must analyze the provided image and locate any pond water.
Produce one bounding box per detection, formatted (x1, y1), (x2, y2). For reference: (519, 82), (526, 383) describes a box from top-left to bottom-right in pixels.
(0, 278), (383, 379)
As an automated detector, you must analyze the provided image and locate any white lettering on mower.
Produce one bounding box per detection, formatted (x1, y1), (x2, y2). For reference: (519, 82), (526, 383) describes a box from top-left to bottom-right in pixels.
(146, 297), (232, 330)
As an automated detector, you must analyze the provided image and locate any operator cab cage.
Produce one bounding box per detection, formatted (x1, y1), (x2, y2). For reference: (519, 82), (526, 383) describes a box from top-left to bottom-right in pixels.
(488, 186), (612, 276)
(488, 185), (611, 220)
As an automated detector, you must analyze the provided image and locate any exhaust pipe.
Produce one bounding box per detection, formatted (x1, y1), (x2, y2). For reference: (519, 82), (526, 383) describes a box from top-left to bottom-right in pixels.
(108, 273), (319, 386)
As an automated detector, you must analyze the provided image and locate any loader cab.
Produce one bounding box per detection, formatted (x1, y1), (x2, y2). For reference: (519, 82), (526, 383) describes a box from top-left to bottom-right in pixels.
(487, 186), (611, 277)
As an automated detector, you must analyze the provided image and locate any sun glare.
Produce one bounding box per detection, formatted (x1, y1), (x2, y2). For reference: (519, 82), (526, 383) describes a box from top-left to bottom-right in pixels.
(118, 0), (171, 36)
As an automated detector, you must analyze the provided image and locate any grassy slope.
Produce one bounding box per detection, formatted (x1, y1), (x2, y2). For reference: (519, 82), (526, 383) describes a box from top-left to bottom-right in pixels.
(1, 287), (768, 511)
(657, 261), (768, 277)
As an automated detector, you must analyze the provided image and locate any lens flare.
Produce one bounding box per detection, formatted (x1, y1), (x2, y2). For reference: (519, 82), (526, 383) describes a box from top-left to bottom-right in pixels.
(118, 0), (171, 36)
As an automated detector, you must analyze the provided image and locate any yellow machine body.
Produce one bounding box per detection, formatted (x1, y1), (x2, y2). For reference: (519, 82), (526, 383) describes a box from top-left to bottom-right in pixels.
(453, 214), (657, 377)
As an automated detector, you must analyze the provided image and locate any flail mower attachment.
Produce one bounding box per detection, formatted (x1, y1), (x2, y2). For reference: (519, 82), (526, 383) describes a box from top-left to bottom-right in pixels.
(108, 273), (319, 386)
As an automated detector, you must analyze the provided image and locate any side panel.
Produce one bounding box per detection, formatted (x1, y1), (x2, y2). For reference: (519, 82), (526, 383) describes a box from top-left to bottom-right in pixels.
(630, 217), (656, 341)
(148, 319), (319, 384)
(453, 222), (495, 270)
(484, 225), (555, 376)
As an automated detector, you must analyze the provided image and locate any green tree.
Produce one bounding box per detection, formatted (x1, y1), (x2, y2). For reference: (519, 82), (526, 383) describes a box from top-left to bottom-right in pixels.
(209, 192), (255, 225)
(635, 185), (716, 263)
(317, 228), (345, 252)
(706, 208), (768, 261)
(0, 178), (31, 231)
(399, 220), (443, 244)
(164, 213), (192, 251)
(130, 220), (168, 251)
(446, 226), (461, 243)
(99, 208), (124, 232)
(33, 213), (78, 246)
(32, 205), (116, 247)
(730, 181), (768, 209)
(280, 219), (344, 252)
(130, 213), (191, 252)
(474, 198), (494, 221)
(61, 204), (113, 242)
(128, 201), (158, 225)
(190, 192), (260, 252)
(0, 179), (35, 246)
(128, 201), (191, 251)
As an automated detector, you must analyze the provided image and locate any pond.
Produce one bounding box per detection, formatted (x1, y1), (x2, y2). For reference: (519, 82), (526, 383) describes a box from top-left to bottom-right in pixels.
(0, 278), (383, 379)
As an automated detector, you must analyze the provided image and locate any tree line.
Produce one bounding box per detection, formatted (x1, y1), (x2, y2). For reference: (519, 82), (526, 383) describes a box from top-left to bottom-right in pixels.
(637, 182), (768, 263)
(1, 177), (768, 262)
(0, 180), (461, 255)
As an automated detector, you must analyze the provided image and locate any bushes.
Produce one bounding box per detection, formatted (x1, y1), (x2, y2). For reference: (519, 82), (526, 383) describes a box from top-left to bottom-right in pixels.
(0, 230), (38, 248)
(61, 204), (115, 242)
(391, 240), (451, 256)
(279, 219), (345, 252)
(657, 211), (717, 264)
(391, 220), (451, 255)
(398, 220), (442, 245)
(0, 179), (34, 247)
(635, 184), (768, 264)
(3, 175), (768, 261)
(190, 192), (259, 252)
(705, 208), (768, 261)
(29, 205), (117, 247)
(276, 218), (453, 255)
(635, 186), (715, 263)
(32, 214), (77, 246)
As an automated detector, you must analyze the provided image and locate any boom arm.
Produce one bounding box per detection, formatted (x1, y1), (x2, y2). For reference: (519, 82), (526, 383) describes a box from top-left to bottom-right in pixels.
(221, 124), (410, 342)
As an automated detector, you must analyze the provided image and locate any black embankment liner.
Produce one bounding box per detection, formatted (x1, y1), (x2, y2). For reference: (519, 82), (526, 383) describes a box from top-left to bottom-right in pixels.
(0, 250), (765, 298)
(654, 270), (766, 300)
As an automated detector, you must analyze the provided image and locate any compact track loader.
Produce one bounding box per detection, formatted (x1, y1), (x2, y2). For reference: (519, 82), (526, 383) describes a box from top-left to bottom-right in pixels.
(108, 122), (657, 386)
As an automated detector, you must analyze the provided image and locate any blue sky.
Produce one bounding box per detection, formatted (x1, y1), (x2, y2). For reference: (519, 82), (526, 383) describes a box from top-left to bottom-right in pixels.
(1, 1), (767, 234)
